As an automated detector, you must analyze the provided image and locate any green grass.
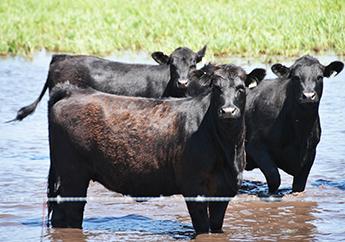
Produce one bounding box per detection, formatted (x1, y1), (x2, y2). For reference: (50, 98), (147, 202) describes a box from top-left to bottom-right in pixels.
(0, 0), (344, 59)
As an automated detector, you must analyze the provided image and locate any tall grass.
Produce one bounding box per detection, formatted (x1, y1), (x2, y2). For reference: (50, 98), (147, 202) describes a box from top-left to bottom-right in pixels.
(0, 0), (344, 58)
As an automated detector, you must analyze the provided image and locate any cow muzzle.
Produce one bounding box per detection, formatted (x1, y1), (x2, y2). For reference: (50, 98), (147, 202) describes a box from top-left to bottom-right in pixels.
(301, 91), (318, 103)
(177, 79), (189, 88)
(219, 106), (240, 119)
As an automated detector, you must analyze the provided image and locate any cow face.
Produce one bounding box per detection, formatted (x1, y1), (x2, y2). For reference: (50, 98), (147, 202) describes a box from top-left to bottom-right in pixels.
(272, 56), (344, 105)
(151, 46), (207, 90)
(201, 66), (246, 120)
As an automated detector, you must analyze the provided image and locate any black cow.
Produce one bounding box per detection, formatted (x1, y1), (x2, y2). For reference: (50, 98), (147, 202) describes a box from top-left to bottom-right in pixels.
(47, 65), (247, 234)
(11, 46), (207, 122)
(245, 55), (344, 193)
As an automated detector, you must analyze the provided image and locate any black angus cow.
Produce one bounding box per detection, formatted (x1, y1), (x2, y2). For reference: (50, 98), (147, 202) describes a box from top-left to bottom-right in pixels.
(47, 65), (249, 234)
(245, 55), (344, 193)
(11, 46), (207, 122)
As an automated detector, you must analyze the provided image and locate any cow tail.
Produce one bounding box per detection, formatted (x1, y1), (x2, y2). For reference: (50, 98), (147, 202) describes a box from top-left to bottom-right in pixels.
(6, 55), (68, 123)
(5, 80), (49, 123)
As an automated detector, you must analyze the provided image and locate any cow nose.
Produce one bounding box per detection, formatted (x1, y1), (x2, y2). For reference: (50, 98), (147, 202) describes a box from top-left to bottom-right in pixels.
(303, 92), (317, 100)
(178, 79), (189, 88)
(220, 106), (240, 118)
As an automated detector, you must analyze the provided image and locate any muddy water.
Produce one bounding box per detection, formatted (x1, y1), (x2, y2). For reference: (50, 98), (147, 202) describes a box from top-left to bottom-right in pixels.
(0, 52), (344, 241)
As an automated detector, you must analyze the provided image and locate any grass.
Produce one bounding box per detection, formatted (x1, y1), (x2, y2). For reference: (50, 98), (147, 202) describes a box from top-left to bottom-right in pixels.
(0, 0), (344, 59)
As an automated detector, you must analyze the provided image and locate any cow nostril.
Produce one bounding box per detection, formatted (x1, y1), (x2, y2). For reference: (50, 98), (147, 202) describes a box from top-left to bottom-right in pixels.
(178, 80), (188, 87)
(220, 107), (238, 115)
(303, 92), (317, 100)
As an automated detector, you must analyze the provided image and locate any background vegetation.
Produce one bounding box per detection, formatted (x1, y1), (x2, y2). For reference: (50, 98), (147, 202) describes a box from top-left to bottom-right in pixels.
(0, 0), (344, 58)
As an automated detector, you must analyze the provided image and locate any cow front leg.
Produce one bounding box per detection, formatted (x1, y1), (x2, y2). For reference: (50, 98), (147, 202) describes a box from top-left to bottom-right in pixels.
(246, 143), (281, 193)
(209, 201), (229, 233)
(185, 201), (209, 234)
(292, 149), (316, 192)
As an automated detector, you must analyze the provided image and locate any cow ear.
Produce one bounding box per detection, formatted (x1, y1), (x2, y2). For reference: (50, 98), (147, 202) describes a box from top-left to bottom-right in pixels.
(245, 68), (266, 88)
(324, 61), (344, 77)
(200, 63), (216, 74)
(151, 52), (170, 64)
(196, 45), (207, 63)
(271, 63), (290, 79)
(200, 76), (213, 87)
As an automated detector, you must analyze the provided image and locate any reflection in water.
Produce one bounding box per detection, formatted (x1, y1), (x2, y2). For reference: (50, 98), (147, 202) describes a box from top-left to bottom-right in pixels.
(45, 228), (87, 242)
(0, 52), (345, 241)
(225, 199), (317, 241)
(189, 188), (318, 241)
(312, 179), (345, 191)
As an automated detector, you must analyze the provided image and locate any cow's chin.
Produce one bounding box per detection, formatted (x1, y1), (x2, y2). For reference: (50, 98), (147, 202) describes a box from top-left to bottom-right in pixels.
(176, 82), (189, 90)
(298, 99), (320, 108)
(218, 113), (241, 121)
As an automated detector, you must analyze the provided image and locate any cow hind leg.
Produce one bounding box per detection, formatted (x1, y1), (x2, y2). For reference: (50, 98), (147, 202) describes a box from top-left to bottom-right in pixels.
(48, 130), (90, 228)
(50, 174), (90, 228)
(209, 201), (229, 233)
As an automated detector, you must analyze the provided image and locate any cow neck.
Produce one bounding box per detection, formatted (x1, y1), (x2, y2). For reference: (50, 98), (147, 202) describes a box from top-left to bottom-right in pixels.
(162, 65), (185, 97)
(286, 78), (319, 160)
(203, 90), (242, 168)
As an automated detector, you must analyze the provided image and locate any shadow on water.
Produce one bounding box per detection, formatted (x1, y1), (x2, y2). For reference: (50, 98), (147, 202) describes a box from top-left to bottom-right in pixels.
(312, 179), (345, 191)
(22, 214), (194, 241)
(239, 179), (292, 197)
(84, 214), (194, 239)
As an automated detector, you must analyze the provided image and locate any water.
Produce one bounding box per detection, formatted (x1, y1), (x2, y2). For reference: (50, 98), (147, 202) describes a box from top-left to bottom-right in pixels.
(0, 51), (344, 241)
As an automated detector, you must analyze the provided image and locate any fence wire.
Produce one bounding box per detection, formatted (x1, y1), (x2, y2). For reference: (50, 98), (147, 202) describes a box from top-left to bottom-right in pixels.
(0, 195), (302, 203)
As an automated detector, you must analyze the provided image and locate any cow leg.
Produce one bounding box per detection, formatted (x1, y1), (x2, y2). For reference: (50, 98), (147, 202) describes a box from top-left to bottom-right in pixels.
(49, 129), (90, 228)
(51, 173), (90, 228)
(246, 143), (281, 193)
(185, 201), (209, 234)
(292, 149), (316, 192)
(209, 201), (228, 233)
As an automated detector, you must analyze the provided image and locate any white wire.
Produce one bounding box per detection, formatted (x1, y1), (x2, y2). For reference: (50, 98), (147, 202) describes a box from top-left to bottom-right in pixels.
(0, 195), (291, 203)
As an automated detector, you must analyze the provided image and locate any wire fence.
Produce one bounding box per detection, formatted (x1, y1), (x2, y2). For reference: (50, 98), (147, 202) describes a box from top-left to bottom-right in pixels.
(0, 194), (307, 204)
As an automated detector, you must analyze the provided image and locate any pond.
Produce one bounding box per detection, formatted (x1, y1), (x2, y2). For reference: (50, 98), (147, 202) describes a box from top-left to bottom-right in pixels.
(0, 51), (344, 241)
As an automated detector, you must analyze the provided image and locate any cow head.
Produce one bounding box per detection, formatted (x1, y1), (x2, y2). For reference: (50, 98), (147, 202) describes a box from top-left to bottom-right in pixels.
(272, 55), (344, 105)
(213, 68), (247, 120)
(151, 46), (207, 92)
(186, 63), (266, 97)
(194, 64), (247, 120)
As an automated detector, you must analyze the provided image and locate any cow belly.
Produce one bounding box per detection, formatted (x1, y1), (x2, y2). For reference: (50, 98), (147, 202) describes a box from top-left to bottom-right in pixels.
(93, 161), (178, 196)
(272, 145), (304, 176)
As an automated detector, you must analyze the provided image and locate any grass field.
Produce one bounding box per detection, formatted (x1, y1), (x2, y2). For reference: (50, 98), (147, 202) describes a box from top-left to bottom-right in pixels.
(0, 0), (344, 58)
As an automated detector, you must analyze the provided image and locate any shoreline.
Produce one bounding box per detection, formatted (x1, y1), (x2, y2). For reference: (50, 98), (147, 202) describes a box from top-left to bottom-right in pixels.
(1, 49), (343, 66)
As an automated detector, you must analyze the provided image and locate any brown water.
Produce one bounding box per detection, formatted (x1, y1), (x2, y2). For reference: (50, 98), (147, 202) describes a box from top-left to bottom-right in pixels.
(0, 52), (344, 241)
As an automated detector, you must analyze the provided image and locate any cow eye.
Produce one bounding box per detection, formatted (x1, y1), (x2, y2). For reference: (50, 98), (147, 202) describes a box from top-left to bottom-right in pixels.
(236, 88), (245, 96)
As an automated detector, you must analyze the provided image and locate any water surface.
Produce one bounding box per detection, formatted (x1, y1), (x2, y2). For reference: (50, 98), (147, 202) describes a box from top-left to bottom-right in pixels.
(0, 52), (344, 241)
